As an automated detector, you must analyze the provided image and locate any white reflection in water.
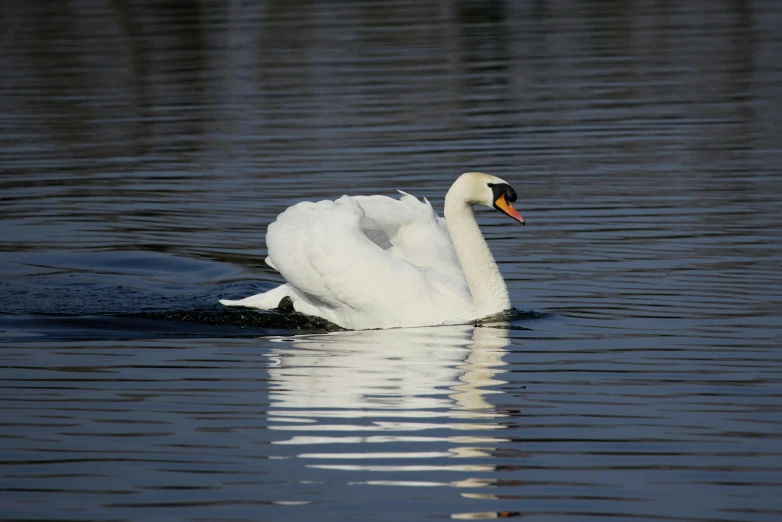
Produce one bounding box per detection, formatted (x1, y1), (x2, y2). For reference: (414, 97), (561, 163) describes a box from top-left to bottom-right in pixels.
(265, 324), (511, 440)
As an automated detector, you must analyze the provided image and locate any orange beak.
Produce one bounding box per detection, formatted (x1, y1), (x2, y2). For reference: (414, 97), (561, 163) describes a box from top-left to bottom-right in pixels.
(494, 195), (525, 225)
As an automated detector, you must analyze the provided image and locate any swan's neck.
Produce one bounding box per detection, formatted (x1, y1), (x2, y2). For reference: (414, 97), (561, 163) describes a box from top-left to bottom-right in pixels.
(444, 195), (511, 318)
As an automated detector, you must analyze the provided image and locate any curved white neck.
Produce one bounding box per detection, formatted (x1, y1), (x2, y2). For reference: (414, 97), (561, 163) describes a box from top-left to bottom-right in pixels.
(444, 193), (511, 318)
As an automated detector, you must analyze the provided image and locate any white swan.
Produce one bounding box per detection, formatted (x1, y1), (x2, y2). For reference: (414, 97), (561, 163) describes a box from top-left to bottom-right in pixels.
(219, 172), (524, 330)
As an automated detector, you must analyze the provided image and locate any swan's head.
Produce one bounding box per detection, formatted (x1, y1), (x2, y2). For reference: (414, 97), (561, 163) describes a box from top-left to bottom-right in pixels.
(450, 172), (525, 225)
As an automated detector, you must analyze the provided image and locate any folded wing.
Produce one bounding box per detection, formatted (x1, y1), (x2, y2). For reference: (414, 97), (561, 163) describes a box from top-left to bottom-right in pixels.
(265, 194), (471, 329)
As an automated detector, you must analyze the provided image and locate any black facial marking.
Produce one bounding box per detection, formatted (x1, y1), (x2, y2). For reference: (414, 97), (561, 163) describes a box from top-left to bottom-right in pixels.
(489, 183), (516, 203)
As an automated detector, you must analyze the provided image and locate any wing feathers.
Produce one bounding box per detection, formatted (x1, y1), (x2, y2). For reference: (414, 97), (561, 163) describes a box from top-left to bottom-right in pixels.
(262, 192), (472, 329)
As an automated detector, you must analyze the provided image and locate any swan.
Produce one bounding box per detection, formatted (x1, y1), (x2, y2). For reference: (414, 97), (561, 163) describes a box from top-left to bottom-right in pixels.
(219, 172), (524, 330)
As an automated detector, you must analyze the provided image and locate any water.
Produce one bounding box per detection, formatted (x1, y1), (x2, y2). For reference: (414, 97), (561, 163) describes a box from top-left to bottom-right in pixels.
(2, 0), (782, 520)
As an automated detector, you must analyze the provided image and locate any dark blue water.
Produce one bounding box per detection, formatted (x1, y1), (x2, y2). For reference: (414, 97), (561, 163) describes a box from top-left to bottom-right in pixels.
(1, 1), (782, 520)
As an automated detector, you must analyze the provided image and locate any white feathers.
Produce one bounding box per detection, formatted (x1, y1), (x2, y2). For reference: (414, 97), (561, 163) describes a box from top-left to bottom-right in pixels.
(220, 173), (519, 330)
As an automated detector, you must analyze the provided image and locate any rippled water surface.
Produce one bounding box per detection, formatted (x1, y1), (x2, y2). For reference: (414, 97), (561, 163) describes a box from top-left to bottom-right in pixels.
(2, 1), (782, 520)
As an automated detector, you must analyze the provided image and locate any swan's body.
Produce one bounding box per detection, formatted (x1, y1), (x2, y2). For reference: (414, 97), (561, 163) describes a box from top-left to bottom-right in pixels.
(220, 172), (524, 330)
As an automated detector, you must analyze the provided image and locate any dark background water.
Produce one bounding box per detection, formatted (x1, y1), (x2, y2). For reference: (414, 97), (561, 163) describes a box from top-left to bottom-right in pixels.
(1, 0), (782, 520)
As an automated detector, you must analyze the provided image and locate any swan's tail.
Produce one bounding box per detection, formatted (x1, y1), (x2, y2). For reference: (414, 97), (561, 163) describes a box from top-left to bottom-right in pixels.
(219, 284), (293, 309)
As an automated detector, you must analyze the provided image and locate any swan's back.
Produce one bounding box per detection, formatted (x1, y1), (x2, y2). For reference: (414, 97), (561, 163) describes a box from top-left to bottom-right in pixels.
(264, 193), (472, 329)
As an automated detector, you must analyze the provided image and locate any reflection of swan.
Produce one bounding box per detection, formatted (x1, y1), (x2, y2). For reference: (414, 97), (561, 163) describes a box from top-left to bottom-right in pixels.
(450, 326), (512, 412)
(265, 324), (511, 427)
(267, 324), (516, 505)
(220, 173), (524, 330)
